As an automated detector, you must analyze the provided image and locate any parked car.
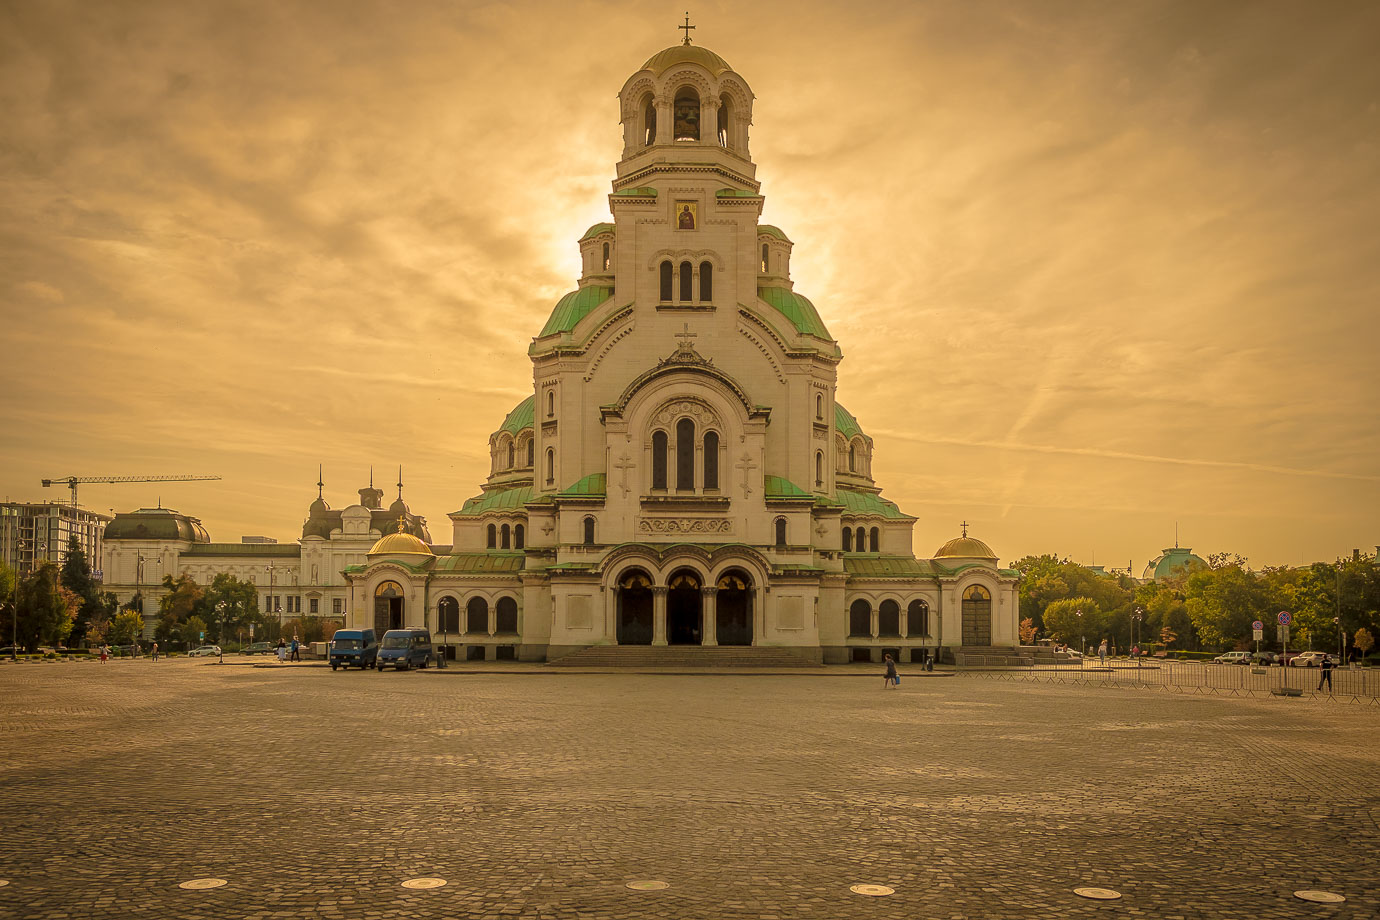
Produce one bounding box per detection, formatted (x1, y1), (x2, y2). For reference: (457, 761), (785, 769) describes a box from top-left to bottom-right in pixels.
(1251, 651), (1279, 665)
(1290, 651), (1326, 668)
(329, 629), (378, 670)
(377, 628), (432, 671)
(188, 645), (222, 658)
(240, 642), (275, 655)
(1213, 651), (1252, 665)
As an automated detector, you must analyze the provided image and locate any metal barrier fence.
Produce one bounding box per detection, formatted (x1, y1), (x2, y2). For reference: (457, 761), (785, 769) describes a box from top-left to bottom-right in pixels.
(955, 657), (1380, 705)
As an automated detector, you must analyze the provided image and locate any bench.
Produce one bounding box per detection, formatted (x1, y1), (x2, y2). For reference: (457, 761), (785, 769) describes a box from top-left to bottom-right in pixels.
(1153, 651), (1169, 659)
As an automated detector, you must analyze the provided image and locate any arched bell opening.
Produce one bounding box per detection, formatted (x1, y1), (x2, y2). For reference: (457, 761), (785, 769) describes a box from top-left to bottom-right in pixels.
(667, 568), (702, 645)
(374, 581), (405, 635)
(715, 570), (753, 646)
(717, 93), (733, 148)
(673, 87), (700, 141)
(616, 569), (654, 645)
(641, 92), (657, 146)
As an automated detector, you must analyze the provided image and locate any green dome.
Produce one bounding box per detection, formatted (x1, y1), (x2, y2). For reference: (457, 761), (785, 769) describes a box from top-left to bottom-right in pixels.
(104, 508), (210, 543)
(1142, 547), (1206, 581)
(641, 44), (734, 77)
(499, 396), (534, 435)
(537, 286), (615, 338)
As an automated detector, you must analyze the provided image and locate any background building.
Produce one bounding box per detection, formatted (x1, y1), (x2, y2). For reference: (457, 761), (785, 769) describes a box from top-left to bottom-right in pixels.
(0, 501), (111, 575)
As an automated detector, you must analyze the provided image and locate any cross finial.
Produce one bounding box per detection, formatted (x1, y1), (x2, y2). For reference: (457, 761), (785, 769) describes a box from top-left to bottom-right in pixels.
(680, 12), (695, 45)
(961, 520), (969, 537)
(675, 322), (697, 348)
(317, 463), (324, 499)
(397, 465), (403, 499)
(397, 514), (407, 535)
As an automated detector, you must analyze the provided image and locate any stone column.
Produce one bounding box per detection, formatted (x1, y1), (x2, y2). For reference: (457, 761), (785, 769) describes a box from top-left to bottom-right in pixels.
(652, 586), (669, 646)
(488, 605), (496, 637)
(701, 586), (718, 646)
(750, 588), (761, 646)
(871, 606), (879, 639)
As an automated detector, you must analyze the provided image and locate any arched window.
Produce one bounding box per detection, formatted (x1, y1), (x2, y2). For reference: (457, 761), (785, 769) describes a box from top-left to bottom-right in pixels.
(848, 443), (857, 472)
(545, 449), (554, 484)
(717, 93), (732, 147)
(438, 597), (460, 633)
(526, 440), (534, 467)
(678, 260), (693, 302)
(506, 442), (514, 469)
(495, 596), (518, 633)
(465, 596), (488, 634)
(602, 242), (610, 271)
(774, 517), (787, 548)
(583, 516), (596, 545)
(842, 527), (852, 552)
(652, 430), (668, 490)
(815, 451), (824, 488)
(673, 87), (700, 141)
(546, 390), (555, 417)
(907, 600), (929, 637)
(879, 600), (900, 637)
(699, 261), (713, 302)
(856, 526), (867, 552)
(761, 243), (769, 272)
(486, 524), (496, 549)
(643, 95), (657, 146)
(500, 523), (511, 549)
(870, 527), (880, 553)
(849, 599), (871, 637)
(659, 260), (673, 301)
(675, 417), (695, 490)
(702, 431), (719, 489)
(514, 523), (525, 550)
(816, 394), (824, 419)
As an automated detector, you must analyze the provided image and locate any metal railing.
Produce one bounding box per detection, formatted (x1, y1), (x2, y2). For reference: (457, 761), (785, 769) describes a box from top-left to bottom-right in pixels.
(955, 656), (1380, 705)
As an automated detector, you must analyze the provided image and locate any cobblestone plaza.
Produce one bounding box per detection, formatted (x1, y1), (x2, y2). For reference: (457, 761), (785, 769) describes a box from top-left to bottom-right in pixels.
(1, 661), (1376, 919)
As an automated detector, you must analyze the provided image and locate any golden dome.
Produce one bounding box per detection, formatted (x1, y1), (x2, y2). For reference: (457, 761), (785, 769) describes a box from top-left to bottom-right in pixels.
(368, 529), (434, 558)
(934, 536), (997, 560)
(641, 44), (734, 77)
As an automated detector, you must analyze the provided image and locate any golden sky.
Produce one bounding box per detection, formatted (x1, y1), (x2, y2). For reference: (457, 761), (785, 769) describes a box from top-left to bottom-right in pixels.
(2, 0), (1377, 570)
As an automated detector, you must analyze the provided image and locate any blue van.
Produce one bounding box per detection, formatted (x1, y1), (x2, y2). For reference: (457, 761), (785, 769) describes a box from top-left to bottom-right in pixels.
(329, 628), (378, 670)
(377, 628), (432, 671)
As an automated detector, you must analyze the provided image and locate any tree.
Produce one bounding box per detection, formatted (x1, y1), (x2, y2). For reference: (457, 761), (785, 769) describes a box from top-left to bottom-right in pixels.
(1355, 628), (1375, 662)
(15, 562), (76, 651)
(1185, 560), (1267, 649)
(1159, 625), (1178, 649)
(182, 615), (209, 648)
(1043, 598), (1104, 652)
(0, 560), (16, 649)
(109, 610), (144, 646)
(154, 575), (205, 646)
(58, 536), (102, 645)
(203, 573), (259, 643)
(1018, 617), (1037, 645)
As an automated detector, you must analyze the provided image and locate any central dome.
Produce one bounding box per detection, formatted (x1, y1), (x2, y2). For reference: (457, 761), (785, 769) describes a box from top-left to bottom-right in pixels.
(368, 530), (434, 559)
(934, 535), (998, 560)
(641, 44), (734, 76)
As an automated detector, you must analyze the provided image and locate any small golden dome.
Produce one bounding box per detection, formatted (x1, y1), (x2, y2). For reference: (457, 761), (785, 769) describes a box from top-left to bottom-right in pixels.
(641, 44), (734, 77)
(368, 527), (434, 558)
(934, 536), (997, 559)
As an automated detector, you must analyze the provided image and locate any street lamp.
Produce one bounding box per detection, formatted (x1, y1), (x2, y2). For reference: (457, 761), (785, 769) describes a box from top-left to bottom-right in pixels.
(1132, 606), (1144, 668)
(265, 564), (277, 642)
(1076, 608), (1084, 667)
(10, 537), (24, 658)
(1334, 616), (1343, 666)
(216, 601), (226, 663)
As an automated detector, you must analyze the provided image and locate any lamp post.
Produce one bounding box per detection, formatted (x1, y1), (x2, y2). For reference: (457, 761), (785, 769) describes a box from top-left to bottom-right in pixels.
(1334, 617), (1343, 667)
(1076, 608), (1084, 668)
(265, 564), (277, 642)
(11, 537), (24, 658)
(216, 601), (226, 663)
(1132, 606), (1143, 668)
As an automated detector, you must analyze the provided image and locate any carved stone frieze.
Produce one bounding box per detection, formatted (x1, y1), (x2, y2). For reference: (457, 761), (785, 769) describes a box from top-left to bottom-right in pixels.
(655, 398), (720, 428)
(638, 517), (734, 535)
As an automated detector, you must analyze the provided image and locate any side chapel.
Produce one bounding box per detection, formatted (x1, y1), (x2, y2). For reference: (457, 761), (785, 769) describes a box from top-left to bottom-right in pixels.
(343, 32), (1020, 663)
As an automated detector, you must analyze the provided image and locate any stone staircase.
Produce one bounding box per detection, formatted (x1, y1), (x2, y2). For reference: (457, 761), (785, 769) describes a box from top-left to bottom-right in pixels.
(546, 645), (821, 668)
(952, 646), (1034, 668)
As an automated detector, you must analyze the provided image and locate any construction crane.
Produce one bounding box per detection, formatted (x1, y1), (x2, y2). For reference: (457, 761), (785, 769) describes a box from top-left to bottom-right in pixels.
(41, 474), (222, 510)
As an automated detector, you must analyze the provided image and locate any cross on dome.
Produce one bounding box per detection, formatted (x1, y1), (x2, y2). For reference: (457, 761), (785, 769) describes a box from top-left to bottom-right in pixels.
(961, 520), (969, 537)
(679, 12), (695, 45)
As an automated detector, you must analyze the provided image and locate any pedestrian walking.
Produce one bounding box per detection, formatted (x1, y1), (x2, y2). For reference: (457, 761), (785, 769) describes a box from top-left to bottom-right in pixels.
(99, 644), (108, 663)
(151, 641), (159, 662)
(1317, 654), (1333, 692)
(1097, 639), (1108, 665)
(277, 637), (287, 663)
(290, 635), (301, 662)
(883, 653), (898, 689)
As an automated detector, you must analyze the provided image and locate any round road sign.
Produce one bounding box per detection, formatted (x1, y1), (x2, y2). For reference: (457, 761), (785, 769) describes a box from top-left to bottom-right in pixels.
(1277, 611), (1292, 626)
(1252, 620), (1263, 631)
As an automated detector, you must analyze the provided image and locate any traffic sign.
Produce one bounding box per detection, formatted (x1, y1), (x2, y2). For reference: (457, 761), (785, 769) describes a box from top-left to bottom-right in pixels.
(1277, 611), (1292, 626)
(1251, 620), (1264, 631)
(1253, 628), (1264, 641)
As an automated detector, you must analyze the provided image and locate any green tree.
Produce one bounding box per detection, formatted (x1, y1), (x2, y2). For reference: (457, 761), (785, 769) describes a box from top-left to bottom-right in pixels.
(182, 615), (209, 647)
(109, 609), (145, 646)
(1185, 559), (1267, 649)
(1042, 598), (1105, 652)
(15, 562), (76, 651)
(154, 575), (205, 646)
(58, 536), (102, 644)
(1012, 554), (1132, 637)
(203, 573), (259, 643)
(0, 560), (16, 650)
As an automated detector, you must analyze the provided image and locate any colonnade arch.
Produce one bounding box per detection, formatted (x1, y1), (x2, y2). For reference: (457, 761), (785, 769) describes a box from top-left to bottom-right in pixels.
(607, 556), (762, 647)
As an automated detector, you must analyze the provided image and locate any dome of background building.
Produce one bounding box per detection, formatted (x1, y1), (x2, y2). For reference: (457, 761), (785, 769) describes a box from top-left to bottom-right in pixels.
(104, 508), (211, 543)
(640, 43), (734, 77)
(368, 528), (434, 559)
(934, 534), (998, 560)
(1142, 546), (1207, 581)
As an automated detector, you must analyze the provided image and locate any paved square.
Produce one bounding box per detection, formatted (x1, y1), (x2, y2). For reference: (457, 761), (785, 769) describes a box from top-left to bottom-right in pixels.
(1, 660), (1377, 918)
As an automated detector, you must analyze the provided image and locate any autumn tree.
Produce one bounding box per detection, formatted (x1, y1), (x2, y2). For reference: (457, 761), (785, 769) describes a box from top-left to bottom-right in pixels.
(154, 575), (205, 646)
(1018, 617), (1038, 645)
(109, 610), (144, 646)
(15, 562), (76, 651)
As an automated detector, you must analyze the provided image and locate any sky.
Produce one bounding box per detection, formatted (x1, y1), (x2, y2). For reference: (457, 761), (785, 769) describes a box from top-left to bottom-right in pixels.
(2, 0), (1377, 572)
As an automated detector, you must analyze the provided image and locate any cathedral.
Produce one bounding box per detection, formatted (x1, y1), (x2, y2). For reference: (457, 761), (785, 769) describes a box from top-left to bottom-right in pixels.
(102, 35), (1020, 663)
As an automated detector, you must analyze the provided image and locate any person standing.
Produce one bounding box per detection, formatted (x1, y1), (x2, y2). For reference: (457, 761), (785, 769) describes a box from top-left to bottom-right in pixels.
(290, 635), (301, 662)
(883, 653), (898, 689)
(1097, 639), (1108, 665)
(151, 641), (159, 662)
(1317, 654), (1333, 693)
(99, 644), (108, 663)
(277, 637), (287, 663)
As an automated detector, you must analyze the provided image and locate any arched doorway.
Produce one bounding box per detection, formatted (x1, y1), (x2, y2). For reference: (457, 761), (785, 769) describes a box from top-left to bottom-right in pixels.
(715, 570), (752, 646)
(961, 585), (992, 646)
(616, 569), (653, 645)
(849, 599), (871, 638)
(667, 569), (702, 645)
(374, 581), (404, 636)
(466, 596), (488, 634)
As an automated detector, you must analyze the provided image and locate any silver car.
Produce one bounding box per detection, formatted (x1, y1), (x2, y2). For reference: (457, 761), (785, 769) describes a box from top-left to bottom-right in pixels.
(187, 645), (222, 658)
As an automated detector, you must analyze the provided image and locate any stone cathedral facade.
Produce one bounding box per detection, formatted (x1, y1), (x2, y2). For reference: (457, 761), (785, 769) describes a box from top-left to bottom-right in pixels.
(330, 37), (1020, 664)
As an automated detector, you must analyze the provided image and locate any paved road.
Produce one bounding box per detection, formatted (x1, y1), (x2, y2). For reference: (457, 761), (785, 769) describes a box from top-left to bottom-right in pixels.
(1, 659), (1377, 919)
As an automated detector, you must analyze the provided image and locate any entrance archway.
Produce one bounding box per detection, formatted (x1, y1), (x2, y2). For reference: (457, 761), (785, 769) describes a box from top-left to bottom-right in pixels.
(616, 569), (653, 645)
(715, 570), (752, 646)
(961, 585), (992, 646)
(667, 569), (702, 645)
(374, 581), (404, 636)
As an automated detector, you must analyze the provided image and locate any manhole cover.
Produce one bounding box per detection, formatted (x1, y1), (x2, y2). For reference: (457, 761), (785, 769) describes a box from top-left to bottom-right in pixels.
(401, 878), (447, 890)
(850, 884), (895, 897)
(625, 880), (670, 891)
(177, 878), (227, 890)
(1294, 890), (1346, 904)
(1073, 887), (1121, 900)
